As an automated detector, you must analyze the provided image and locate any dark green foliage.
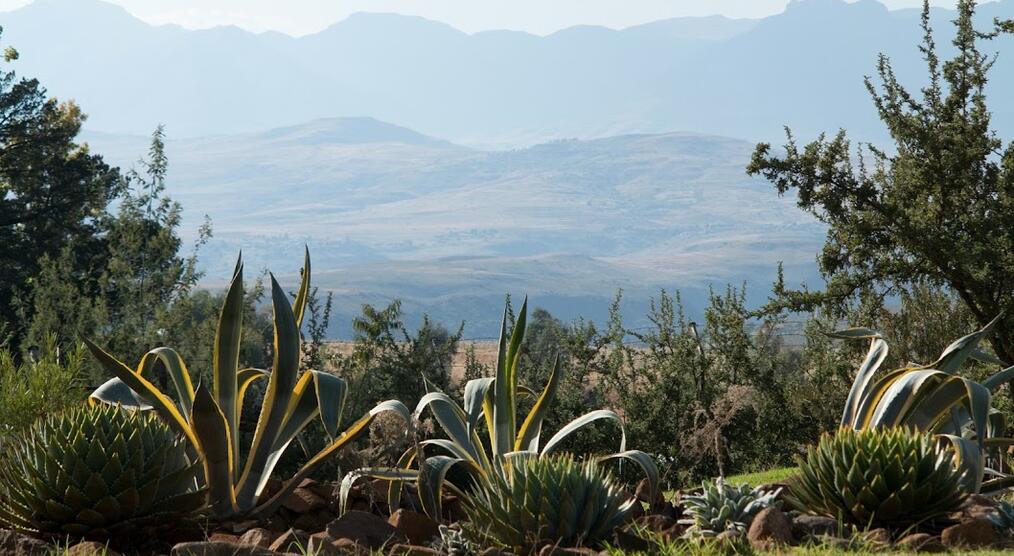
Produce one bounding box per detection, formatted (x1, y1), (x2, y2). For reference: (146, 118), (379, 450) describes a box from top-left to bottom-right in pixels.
(790, 427), (966, 528)
(748, 0), (1014, 366)
(462, 454), (631, 553)
(0, 32), (121, 342)
(0, 404), (204, 541)
(336, 300), (462, 421)
(0, 337), (85, 442)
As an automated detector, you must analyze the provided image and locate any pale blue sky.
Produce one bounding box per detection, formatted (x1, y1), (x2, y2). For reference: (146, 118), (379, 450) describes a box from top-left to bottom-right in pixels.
(0, 0), (983, 35)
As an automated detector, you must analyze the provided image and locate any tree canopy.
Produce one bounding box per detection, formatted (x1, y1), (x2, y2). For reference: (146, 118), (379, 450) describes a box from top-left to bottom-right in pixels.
(748, 0), (1014, 363)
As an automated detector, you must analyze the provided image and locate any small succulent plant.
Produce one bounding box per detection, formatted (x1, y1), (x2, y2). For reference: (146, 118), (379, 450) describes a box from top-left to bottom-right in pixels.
(790, 427), (966, 528)
(462, 454), (633, 553)
(678, 478), (782, 538)
(0, 404), (205, 540)
(987, 500), (1014, 535)
(434, 524), (476, 556)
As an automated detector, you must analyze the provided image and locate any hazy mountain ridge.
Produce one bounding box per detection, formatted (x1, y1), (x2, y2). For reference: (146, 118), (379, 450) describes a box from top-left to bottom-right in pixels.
(83, 118), (825, 336)
(7, 0), (1014, 145)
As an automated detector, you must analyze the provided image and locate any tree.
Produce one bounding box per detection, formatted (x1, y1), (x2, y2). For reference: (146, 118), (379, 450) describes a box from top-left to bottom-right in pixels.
(747, 1), (1014, 364)
(0, 34), (121, 339)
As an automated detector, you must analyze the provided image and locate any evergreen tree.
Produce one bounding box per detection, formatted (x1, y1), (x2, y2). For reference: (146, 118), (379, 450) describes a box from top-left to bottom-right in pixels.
(0, 35), (121, 340)
(748, 1), (1014, 363)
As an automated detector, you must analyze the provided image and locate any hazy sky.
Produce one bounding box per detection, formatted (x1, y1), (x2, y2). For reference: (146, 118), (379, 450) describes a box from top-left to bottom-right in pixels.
(0, 0), (985, 35)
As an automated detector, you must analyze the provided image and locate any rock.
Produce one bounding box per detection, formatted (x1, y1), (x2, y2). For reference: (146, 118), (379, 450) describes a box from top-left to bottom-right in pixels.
(388, 509), (440, 545)
(268, 529), (311, 553)
(612, 525), (651, 552)
(239, 528), (275, 548)
(747, 507), (793, 549)
(209, 532), (241, 544)
(388, 544), (440, 555)
(941, 517), (997, 548)
(293, 509), (334, 532)
(307, 535), (345, 556)
(326, 510), (408, 549)
(333, 537), (371, 555)
(896, 533), (947, 553)
(962, 495), (998, 520)
(67, 541), (121, 556)
(625, 498), (644, 522)
(283, 486), (328, 514)
(0, 529), (51, 555)
(635, 478), (661, 504)
(222, 520), (261, 534)
(635, 514), (675, 532)
(791, 515), (839, 539)
(170, 541), (281, 556)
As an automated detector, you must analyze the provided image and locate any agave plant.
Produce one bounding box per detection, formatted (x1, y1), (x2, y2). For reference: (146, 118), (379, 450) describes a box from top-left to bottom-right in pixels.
(341, 299), (658, 520)
(790, 427), (966, 528)
(461, 454), (633, 553)
(678, 478), (781, 538)
(0, 404), (204, 540)
(834, 316), (1014, 493)
(85, 250), (410, 518)
(987, 500), (1014, 535)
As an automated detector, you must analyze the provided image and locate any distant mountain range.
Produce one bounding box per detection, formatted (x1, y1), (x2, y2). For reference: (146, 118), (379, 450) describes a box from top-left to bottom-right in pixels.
(83, 118), (825, 336)
(5, 0), (1014, 146)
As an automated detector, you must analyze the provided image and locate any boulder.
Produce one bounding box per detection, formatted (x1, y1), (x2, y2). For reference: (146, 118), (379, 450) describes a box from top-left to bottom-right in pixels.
(326, 510), (407, 549)
(283, 486), (328, 514)
(0, 529), (51, 556)
(239, 528), (276, 548)
(896, 533), (946, 553)
(170, 541), (281, 556)
(791, 515), (839, 539)
(306, 535), (345, 556)
(268, 529), (311, 553)
(941, 517), (997, 548)
(612, 525), (651, 552)
(67, 541), (121, 556)
(863, 528), (892, 546)
(388, 509), (440, 545)
(536, 546), (598, 556)
(746, 507), (793, 550)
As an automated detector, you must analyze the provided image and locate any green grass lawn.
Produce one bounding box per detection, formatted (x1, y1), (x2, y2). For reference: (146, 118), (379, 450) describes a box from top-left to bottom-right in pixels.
(725, 466), (799, 486)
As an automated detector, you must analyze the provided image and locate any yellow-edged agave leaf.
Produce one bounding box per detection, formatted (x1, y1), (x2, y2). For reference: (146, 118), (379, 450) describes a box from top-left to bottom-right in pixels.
(836, 316), (1014, 495)
(213, 254), (244, 472)
(190, 384), (236, 515)
(598, 449), (660, 503)
(840, 337), (888, 427)
(516, 355), (562, 452)
(463, 377), (494, 437)
(84, 339), (198, 449)
(925, 314), (1002, 374)
(416, 391), (485, 465)
(138, 347), (196, 416)
(86, 250), (416, 519)
(292, 246), (311, 330)
(235, 275), (301, 508)
(418, 455), (478, 518)
(253, 399), (411, 516)
(541, 409), (627, 456)
(492, 299), (527, 458)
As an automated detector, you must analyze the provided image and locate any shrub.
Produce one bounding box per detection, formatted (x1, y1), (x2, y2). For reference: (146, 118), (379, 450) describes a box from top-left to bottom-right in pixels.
(790, 427), (966, 528)
(0, 338), (85, 442)
(678, 478), (781, 538)
(0, 404), (204, 541)
(462, 454), (632, 552)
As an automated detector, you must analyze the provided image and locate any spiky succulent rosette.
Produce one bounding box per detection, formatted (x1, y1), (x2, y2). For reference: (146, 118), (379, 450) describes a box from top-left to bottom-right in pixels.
(462, 454), (632, 553)
(790, 427), (967, 528)
(0, 404), (205, 540)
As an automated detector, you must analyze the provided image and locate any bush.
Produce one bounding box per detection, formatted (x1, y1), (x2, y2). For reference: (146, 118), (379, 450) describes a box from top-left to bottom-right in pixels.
(0, 338), (85, 442)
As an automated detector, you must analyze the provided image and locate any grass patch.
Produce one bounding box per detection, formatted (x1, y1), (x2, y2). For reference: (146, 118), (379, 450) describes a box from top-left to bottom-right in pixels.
(724, 466), (798, 486)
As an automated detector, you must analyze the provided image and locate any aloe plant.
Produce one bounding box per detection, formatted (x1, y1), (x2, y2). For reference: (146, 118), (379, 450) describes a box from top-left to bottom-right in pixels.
(835, 316), (1014, 493)
(86, 249), (410, 517)
(341, 299), (658, 521)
